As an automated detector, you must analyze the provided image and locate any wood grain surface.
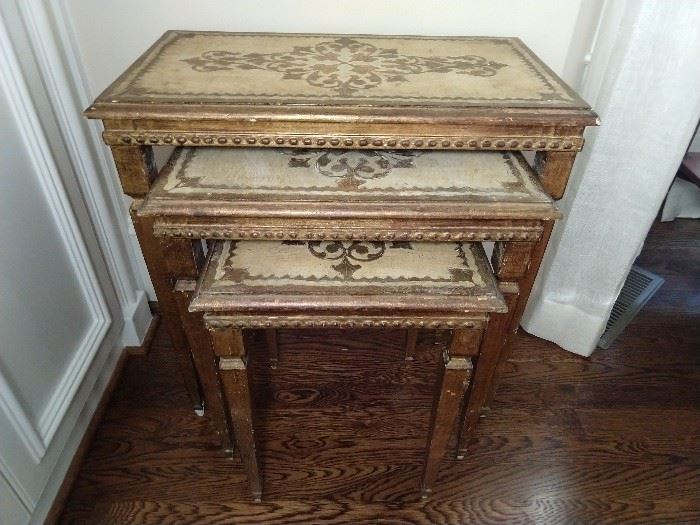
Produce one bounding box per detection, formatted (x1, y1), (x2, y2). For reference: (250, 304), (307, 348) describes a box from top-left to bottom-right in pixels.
(58, 219), (700, 524)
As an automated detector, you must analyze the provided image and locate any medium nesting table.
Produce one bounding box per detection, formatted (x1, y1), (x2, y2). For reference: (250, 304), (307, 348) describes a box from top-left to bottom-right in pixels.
(141, 145), (562, 460)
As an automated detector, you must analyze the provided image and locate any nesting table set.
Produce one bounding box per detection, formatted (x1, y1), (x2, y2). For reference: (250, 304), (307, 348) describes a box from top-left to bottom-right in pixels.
(86, 31), (597, 500)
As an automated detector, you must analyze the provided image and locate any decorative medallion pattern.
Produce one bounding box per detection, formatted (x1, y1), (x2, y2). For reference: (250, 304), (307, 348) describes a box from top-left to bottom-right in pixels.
(192, 240), (505, 314)
(205, 240), (490, 291)
(183, 37), (508, 96)
(284, 150), (421, 189)
(282, 240), (413, 279)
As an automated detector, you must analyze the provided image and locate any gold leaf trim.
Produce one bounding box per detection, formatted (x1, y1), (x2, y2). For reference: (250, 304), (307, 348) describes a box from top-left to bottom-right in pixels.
(219, 357), (246, 370)
(205, 315), (484, 330)
(103, 131), (582, 151)
(445, 356), (474, 370)
(153, 224), (543, 242)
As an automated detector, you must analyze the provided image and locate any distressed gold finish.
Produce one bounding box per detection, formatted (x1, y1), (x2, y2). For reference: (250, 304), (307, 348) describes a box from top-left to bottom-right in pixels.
(189, 240), (505, 315)
(86, 31), (597, 151)
(204, 315), (484, 330)
(153, 223), (546, 242)
(195, 238), (495, 499)
(103, 131), (585, 151)
(89, 31), (592, 109)
(147, 148), (552, 205)
(181, 36), (509, 97)
(139, 148), (560, 235)
(85, 30), (597, 499)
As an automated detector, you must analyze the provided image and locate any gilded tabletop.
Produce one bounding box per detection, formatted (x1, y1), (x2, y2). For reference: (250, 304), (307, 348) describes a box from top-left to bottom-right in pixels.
(151, 148), (551, 203)
(96, 31), (588, 109)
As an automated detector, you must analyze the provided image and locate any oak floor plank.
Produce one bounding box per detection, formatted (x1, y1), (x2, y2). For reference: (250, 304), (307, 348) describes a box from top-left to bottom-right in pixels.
(59, 219), (700, 524)
(97, 497), (700, 525)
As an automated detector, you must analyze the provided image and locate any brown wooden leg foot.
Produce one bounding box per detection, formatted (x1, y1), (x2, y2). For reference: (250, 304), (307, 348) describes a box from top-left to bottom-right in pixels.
(404, 328), (418, 361)
(131, 208), (203, 411)
(421, 329), (475, 496)
(265, 328), (279, 369)
(211, 329), (263, 500)
(456, 293), (517, 457)
(173, 282), (234, 453)
(457, 222), (555, 456)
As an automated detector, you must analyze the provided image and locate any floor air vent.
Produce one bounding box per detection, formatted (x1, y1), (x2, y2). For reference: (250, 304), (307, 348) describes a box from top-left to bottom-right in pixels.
(598, 266), (664, 349)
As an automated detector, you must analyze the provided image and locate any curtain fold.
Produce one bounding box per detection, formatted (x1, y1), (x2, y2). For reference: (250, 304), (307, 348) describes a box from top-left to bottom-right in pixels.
(521, 0), (700, 356)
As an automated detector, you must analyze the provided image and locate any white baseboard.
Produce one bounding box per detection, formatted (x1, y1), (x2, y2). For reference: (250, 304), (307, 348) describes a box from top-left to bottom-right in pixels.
(120, 290), (153, 347)
(29, 341), (125, 525)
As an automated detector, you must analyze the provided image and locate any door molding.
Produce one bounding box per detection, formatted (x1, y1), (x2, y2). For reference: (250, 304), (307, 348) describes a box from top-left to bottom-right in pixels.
(0, 5), (111, 464)
(0, 455), (34, 515)
(17, 0), (152, 347)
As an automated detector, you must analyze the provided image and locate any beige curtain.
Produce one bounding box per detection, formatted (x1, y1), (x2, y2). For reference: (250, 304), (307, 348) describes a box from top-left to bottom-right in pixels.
(522, 0), (700, 356)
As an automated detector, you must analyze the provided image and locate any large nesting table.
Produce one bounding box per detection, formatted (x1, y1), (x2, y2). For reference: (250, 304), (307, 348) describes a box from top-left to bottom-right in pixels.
(85, 30), (597, 498)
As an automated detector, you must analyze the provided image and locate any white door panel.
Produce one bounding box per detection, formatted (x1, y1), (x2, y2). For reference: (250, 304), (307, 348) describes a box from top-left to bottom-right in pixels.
(0, 80), (93, 425)
(0, 1), (118, 517)
(0, 0), (156, 518)
(0, 468), (30, 525)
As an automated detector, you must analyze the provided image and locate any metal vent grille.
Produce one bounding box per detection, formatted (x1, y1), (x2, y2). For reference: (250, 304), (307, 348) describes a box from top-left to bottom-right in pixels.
(598, 266), (664, 349)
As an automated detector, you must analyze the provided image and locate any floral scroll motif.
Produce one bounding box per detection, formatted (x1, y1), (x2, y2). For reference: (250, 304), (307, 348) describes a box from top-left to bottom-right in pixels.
(183, 37), (508, 96)
(284, 149), (420, 189)
(283, 240), (413, 279)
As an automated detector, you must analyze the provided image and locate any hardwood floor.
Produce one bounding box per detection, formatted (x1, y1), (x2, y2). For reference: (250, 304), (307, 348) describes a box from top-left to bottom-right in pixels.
(59, 219), (700, 525)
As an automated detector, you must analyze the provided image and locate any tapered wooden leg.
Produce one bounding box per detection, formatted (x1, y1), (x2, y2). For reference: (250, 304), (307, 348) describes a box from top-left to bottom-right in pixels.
(404, 329), (418, 361)
(456, 221), (556, 455)
(265, 329), (279, 369)
(210, 329), (262, 501)
(173, 281), (234, 453)
(456, 291), (517, 458)
(161, 236), (234, 452)
(115, 145), (202, 412)
(131, 207), (203, 411)
(487, 220), (555, 408)
(422, 328), (478, 497)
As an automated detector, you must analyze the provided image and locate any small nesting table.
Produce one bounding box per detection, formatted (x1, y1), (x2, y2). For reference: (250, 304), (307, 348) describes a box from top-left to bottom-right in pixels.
(185, 239), (506, 499)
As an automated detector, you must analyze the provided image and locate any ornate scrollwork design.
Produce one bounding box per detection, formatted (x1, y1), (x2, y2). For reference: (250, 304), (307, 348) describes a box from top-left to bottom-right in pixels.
(283, 150), (420, 189)
(282, 240), (412, 279)
(183, 37), (507, 96)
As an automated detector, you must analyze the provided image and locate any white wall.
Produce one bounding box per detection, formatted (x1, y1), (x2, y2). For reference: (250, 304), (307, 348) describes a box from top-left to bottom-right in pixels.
(67, 0), (589, 93)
